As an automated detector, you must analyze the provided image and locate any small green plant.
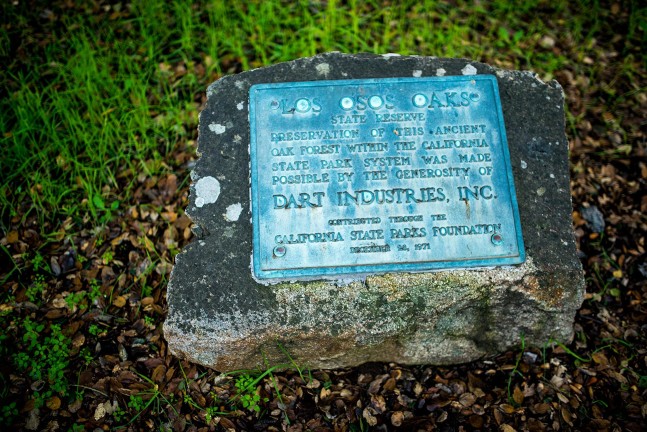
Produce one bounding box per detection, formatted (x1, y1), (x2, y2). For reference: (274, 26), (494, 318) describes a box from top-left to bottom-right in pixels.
(67, 424), (85, 432)
(30, 252), (47, 272)
(204, 406), (219, 423)
(141, 284), (153, 298)
(14, 318), (45, 369)
(73, 386), (85, 402)
(222, 343), (308, 419)
(128, 394), (147, 413)
(25, 275), (46, 303)
(88, 279), (102, 303)
(101, 250), (114, 264)
(13, 318), (70, 408)
(65, 291), (87, 311)
(144, 316), (155, 327)
(226, 365), (292, 415)
(639, 375), (647, 389)
(0, 401), (18, 425)
(112, 403), (127, 423)
(79, 347), (93, 366)
(91, 195), (119, 225)
(234, 374), (264, 413)
(88, 324), (101, 336)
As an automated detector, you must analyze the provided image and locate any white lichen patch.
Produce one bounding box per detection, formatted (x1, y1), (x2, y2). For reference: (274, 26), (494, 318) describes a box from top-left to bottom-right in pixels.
(461, 64), (477, 75)
(194, 176), (221, 208)
(382, 53), (400, 58)
(521, 160), (528, 169)
(316, 63), (331, 77)
(412, 70), (422, 77)
(165, 306), (273, 366)
(233, 134), (242, 144)
(236, 102), (244, 110)
(208, 123), (226, 134)
(224, 203), (243, 222)
(436, 68), (446, 77)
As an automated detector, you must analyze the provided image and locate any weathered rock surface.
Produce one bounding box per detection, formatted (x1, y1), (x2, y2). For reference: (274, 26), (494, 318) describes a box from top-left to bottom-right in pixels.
(164, 53), (584, 371)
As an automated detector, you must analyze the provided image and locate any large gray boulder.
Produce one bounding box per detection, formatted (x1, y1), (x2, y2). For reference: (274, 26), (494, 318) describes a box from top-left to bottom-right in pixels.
(164, 53), (584, 371)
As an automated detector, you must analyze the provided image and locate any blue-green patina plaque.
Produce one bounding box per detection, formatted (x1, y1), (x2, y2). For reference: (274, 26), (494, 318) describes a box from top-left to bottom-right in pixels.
(249, 76), (524, 280)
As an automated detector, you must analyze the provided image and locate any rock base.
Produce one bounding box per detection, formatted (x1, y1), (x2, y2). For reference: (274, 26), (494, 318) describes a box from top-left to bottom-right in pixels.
(165, 53), (584, 371)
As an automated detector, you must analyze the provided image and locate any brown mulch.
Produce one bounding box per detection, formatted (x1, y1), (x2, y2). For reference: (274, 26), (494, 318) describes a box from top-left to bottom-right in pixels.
(1, 2), (646, 432)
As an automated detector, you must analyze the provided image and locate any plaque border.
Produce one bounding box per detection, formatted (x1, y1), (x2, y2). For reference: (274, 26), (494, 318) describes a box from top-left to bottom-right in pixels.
(249, 75), (525, 280)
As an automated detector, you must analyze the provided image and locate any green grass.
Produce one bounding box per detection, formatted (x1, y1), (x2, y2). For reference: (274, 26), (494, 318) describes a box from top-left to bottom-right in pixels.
(1, 0), (644, 233)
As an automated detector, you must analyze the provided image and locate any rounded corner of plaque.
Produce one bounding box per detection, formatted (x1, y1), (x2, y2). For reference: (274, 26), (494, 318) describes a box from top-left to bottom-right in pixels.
(251, 266), (266, 281)
(249, 83), (264, 95)
(517, 248), (527, 264)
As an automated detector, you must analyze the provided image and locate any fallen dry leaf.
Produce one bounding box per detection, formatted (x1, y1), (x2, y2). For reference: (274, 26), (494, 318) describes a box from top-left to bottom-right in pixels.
(46, 396), (61, 410)
(112, 296), (126, 308)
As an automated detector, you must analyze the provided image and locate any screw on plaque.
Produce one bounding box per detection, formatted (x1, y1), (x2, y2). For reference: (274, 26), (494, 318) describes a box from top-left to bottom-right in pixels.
(295, 98), (310, 112)
(491, 233), (504, 245)
(340, 97), (354, 110)
(273, 246), (286, 257)
(270, 100), (279, 109)
(413, 94), (427, 107)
